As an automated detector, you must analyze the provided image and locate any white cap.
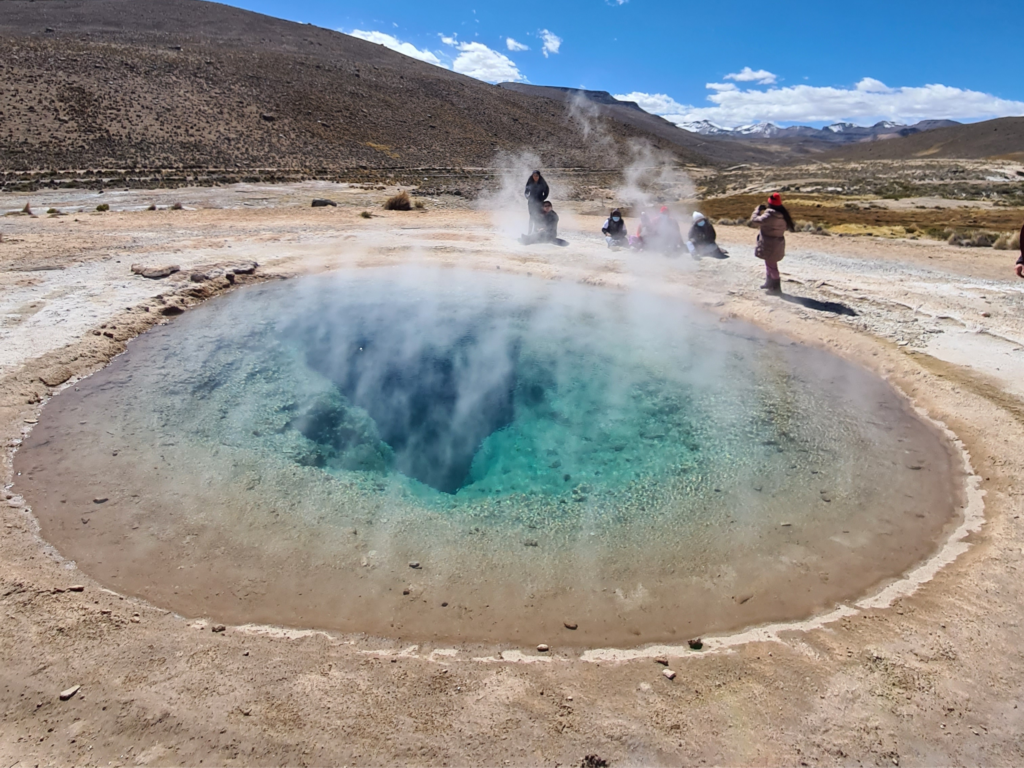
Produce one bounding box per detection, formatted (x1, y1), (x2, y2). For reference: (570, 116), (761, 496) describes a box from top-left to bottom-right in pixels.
(692, 211), (706, 222)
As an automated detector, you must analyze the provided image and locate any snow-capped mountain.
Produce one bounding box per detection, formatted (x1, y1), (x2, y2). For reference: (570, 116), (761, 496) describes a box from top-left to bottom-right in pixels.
(679, 119), (960, 144)
(733, 122), (782, 137)
(676, 120), (733, 135)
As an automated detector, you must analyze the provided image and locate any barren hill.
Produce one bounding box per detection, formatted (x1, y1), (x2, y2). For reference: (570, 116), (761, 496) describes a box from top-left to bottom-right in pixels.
(497, 83), (771, 166)
(811, 117), (1024, 162)
(0, 0), (764, 185)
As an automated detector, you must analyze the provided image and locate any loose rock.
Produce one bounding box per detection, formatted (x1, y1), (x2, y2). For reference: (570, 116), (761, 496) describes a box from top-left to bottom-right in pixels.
(68, 585), (85, 592)
(564, 621), (578, 630)
(662, 669), (676, 680)
(537, 644), (550, 652)
(409, 561), (421, 569)
(131, 263), (180, 279)
(212, 624), (226, 633)
(93, 497), (108, 504)
(654, 656), (669, 666)
(688, 638), (703, 650)
(59, 685), (81, 701)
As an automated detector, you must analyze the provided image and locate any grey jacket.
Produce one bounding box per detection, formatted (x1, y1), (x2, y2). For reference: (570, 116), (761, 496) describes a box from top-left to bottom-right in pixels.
(749, 207), (788, 261)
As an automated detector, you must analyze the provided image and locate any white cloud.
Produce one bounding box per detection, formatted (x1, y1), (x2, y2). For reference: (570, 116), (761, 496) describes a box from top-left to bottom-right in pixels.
(616, 78), (1024, 128)
(539, 29), (562, 58)
(706, 82), (739, 93)
(724, 67), (777, 85)
(347, 30), (444, 67)
(451, 42), (524, 83)
(506, 37), (529, 52)
(439, 34), (457, 45)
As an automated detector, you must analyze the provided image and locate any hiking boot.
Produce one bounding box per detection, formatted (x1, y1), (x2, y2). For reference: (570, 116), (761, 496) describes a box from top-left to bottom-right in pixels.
(765, 278), (782, 295)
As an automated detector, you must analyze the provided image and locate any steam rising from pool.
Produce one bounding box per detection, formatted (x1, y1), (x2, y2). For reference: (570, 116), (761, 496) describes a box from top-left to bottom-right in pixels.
(15, 268), (959, 645)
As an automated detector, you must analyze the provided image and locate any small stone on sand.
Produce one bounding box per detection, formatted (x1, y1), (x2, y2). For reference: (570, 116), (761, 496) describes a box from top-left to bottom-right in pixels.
(662, 669), (676, 680)
(212, 624), (226, 633)
(409, 561), (421, 569)
(654, 656), (669, 666)
(59, 685), (81, 701)
(537, 644), (549, 652)
(688, 638), (704, 650)
(564, 621), (578, 630)
(93, 497), (108, 504)
(68, 585), (85, 592)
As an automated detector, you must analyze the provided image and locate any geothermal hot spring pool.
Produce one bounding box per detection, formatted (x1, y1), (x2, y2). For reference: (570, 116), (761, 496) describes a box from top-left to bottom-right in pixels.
(15, 268), (960, 646)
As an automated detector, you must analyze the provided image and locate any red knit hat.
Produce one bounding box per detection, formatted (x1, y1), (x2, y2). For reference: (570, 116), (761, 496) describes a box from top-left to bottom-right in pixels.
(768, 192), (782, 206)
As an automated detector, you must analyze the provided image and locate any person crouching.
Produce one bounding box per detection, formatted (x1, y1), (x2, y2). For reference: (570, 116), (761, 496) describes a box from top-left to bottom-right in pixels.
(749, 192), (795, 294)
(687, 211), (727, 259)
(519, 200), (566, 246)
(602, 208), (628, 249)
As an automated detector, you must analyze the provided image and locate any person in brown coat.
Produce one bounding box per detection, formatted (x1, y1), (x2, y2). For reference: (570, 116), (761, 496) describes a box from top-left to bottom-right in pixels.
(1016, 221), (1023, 278)
(748, 192), (796, 294)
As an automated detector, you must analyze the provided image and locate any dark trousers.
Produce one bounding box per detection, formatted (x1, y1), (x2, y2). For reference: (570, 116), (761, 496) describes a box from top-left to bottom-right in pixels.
(528, 202), (544, 233)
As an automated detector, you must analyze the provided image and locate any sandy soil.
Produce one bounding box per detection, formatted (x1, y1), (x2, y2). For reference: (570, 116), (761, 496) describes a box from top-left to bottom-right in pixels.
(2, 182), (1024, 767)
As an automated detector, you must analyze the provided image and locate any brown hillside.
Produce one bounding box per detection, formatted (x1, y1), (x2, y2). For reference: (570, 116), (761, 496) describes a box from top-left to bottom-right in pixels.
(0, 0), (758, 181)
(811, 117), (1024, 162)
(497, 83), (773, 166)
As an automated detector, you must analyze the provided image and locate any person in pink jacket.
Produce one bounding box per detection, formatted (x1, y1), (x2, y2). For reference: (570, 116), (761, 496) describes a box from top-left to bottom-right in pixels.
(748, 192), (796, 294)
(1016, 221), (1023, 278)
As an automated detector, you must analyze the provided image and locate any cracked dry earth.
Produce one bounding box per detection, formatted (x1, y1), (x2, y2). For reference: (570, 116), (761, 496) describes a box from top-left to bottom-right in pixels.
(1, 182), (1024, 767)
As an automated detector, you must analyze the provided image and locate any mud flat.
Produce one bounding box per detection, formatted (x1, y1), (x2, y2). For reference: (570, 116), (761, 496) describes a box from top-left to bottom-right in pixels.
(2, 183), (1023, 766)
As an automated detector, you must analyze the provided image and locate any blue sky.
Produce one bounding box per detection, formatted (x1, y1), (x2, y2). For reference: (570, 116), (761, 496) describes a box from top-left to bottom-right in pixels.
(219, 0), (1023, 128)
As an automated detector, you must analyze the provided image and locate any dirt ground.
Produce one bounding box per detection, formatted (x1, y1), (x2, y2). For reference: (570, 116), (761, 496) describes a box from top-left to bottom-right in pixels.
(2, 182), (1024, 767)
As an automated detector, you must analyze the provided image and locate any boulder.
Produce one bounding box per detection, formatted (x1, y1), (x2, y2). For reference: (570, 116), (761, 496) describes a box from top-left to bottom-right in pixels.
(131, 264), (180, 279)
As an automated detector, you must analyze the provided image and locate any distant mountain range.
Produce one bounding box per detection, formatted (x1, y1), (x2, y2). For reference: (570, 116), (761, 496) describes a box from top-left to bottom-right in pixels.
(678, 119), (962, 144)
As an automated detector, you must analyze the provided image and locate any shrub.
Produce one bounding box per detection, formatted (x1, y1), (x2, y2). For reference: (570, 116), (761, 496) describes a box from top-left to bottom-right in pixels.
(147, 204), (157, 211)
(47, 207), (59, 214)
(171, 202), (183, 210)
(96, 203), (110, 212)
(360, 210), (373, 219)
(948, 231), (999, 247)
(414, 199), (426, 210)
(383, 191), (412, 211)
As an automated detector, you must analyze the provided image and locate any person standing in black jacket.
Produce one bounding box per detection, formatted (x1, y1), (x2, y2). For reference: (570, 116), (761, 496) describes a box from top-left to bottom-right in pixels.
(525, 170), (549, 234)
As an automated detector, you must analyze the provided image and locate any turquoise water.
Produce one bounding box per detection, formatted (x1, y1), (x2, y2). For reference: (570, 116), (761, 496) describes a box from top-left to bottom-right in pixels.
(17, 267), (957, 645)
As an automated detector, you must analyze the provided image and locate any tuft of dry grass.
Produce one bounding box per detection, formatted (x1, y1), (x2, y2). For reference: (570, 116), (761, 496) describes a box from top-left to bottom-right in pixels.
(96, 203), (110, 212)
(171, 202), (183, 210)
(383, 191), (412, 211)
(360, 210), (373, 219)
(414, 199), (426, 210)
(994, 231), (1022, 250)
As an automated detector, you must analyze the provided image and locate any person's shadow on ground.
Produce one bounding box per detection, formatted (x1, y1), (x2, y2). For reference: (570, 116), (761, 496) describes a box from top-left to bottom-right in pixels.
(779, 292), (858, 316)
